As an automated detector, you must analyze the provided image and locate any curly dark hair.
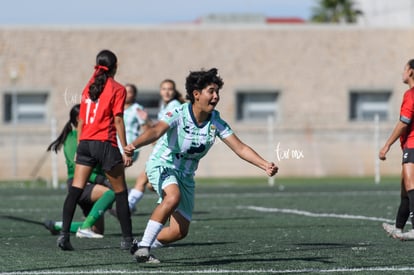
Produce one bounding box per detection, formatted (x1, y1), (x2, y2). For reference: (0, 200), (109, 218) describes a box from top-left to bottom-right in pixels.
(185, 68), (224, 103)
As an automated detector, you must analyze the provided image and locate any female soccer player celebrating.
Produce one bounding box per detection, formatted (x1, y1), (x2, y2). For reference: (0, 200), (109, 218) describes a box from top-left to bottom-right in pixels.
(58, 50), (133, 251)
(125, 68), (278, 263)
(127, 79), (185, 213)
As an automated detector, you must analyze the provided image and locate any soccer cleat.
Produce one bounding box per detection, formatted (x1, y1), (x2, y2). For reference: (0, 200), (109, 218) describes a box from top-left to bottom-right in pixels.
(133, 245), (151, 262)
(120, 237), (133, 250)
(57, 234), (74, 251)
(130, 239), (160, 263)
(76, 228), (104, 239)
(382, 223), (402, 239)
(130, 238), (139, 254)
(145, 254), (161, 264)
(43, 220), (60, 235)
(398, 229), (414, 241)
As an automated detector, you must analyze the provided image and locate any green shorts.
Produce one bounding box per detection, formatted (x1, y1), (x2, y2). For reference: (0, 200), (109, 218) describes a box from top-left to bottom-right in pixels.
(146, 162), (195, 221)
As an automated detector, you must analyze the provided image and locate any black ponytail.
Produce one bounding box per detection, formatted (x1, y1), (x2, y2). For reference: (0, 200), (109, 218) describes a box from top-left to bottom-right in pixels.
(47, 104), (80, 153)
(89, 72), (108, 101)
(88, 50), (118, 102)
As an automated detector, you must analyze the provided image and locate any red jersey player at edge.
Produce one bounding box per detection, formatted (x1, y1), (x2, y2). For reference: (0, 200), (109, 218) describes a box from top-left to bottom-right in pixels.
(380, 59), (414, 241)
(57, 49), (134, 251)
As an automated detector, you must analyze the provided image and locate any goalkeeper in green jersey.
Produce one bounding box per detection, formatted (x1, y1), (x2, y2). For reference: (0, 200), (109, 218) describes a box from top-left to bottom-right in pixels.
(45, 104), (115, 238)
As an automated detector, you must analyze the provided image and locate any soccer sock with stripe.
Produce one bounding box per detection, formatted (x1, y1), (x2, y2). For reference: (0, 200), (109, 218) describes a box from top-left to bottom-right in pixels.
(81, 190), (115, 229)
(61, 186), (83, 235)
(115, 189), (133, 239)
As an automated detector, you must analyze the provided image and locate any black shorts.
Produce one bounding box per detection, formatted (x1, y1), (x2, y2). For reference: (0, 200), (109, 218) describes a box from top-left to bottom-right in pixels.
(402, 148), (414, 164)
(76, 140), (123, 172)
(66, 178), (94, 217)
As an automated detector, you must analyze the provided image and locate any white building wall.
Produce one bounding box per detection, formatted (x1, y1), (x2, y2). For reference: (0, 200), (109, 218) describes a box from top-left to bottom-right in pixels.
(355, 0), (414, 26)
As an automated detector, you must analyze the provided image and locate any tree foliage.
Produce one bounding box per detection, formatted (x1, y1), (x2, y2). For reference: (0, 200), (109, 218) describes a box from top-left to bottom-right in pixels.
(311, 0), (363, 23)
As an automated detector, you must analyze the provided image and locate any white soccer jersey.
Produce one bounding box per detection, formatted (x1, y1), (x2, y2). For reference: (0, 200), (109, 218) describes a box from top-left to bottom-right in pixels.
(158, 99), (182, 120)
(149, 102), (233, 176)
(118, 102), (146, 153)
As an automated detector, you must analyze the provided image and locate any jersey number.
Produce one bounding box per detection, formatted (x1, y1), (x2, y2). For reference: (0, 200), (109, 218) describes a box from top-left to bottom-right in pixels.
(85, 98), (99, 124)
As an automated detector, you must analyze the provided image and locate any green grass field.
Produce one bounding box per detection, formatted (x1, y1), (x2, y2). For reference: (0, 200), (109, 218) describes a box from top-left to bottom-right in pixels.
(1, 177), (414, 274)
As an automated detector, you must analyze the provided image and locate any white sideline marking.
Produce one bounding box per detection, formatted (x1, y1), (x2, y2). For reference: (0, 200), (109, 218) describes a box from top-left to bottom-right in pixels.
(2, 267), (414, 274)
(240, 206), (393, 223)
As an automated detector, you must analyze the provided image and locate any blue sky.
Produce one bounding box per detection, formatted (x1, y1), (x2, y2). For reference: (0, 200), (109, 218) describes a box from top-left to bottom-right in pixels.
(0, 0), (315, 25)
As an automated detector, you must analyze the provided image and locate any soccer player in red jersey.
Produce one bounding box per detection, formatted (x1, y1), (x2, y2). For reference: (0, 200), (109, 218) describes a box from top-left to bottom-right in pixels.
(380, 59), (414, 240)
(58, 50), (134, 250)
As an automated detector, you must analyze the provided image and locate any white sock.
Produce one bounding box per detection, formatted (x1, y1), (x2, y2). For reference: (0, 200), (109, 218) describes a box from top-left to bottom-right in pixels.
(139, 220), (163, 247)
(128, 189), (144, 210)
(151, 239), (164, 249)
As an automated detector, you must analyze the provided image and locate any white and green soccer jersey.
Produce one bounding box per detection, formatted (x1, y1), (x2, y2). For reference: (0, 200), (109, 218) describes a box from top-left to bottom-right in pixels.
(158, 99), (182, 120)
(117, 102), (146, 160)
(149, 102), (233, 176)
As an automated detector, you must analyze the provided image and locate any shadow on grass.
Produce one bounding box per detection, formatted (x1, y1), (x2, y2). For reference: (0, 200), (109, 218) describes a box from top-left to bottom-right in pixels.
(167, 241), (236, 248)
(0, 214), (44, 225)
(188, 256), (334, 265)
(162, 249), (335, 266)
(193, 216), (261, 222)
(0, 214), (146, 241)
(158, 246), (335, 267)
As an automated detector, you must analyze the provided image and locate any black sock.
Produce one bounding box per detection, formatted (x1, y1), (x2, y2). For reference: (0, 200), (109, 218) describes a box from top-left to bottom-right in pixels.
(396, 195), (410, 229)
(407, 190), (414, 230)
(115, 190), (132, 239)
(61, 186), (83, 235)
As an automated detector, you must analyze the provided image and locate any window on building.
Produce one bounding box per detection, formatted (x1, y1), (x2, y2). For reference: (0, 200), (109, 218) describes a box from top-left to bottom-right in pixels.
(236, 91), (279, 122)
(136, 91), (160, 121)
(4, 92), (49, 124)
(349, 91), (392, 121)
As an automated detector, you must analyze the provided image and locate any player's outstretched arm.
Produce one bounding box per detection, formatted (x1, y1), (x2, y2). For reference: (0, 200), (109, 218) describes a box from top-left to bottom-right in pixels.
(223, 134), (278, 177)
(125, 121), (169, 155)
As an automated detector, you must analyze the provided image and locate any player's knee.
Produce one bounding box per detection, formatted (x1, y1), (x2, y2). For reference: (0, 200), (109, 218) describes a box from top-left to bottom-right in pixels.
(163, 193), (181, 209)
(164, 199), (180, 211)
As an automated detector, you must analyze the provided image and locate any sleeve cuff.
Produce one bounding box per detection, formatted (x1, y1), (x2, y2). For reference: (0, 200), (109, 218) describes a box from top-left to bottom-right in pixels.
(400, 115), (411, 124)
